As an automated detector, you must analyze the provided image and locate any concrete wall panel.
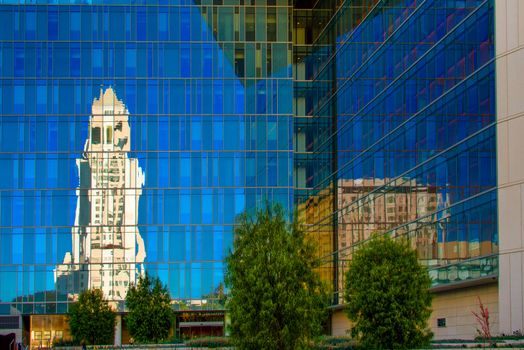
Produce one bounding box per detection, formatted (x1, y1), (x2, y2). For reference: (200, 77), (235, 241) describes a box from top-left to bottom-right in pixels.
(496, 0), (524, 336)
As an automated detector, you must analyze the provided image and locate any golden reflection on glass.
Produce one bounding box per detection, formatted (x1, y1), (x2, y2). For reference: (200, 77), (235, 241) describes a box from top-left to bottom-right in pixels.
(30, 315), (70, 349)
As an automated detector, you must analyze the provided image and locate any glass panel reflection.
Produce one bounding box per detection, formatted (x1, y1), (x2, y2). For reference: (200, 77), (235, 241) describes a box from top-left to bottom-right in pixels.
(55, 88), (145, 304)
(295, 0), (497, 304)
(0, 1), (293, 314)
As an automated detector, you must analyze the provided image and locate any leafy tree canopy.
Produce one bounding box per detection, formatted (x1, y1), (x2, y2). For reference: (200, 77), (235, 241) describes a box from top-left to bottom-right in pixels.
(344, 235), (433, 349)
(225, 204), (329, 350)
(68, 288), (116, 345)
(125, 273), (173, 343)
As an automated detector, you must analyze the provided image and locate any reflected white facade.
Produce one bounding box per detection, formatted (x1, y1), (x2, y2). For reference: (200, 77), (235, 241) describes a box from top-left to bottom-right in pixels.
(56, 87), (146, 301)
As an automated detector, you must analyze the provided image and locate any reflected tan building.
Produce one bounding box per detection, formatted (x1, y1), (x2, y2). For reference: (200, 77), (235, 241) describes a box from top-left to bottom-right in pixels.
(337, 178), (440, 261)
(336, 178), (442, 302)
(55, 87), (146, 302)
(298, 178), (444, 298)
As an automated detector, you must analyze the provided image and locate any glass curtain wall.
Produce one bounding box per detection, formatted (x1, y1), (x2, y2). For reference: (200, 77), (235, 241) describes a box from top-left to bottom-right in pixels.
(297, 0), (497, 303)
(0, 0), (293, 315)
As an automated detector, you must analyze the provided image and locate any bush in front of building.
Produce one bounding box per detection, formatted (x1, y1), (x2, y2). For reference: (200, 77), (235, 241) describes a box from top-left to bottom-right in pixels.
(185, 336), (231, 348)
(344, 235), (433, 349)
(52, 339), (77, 347)
(125, 273), (174, 344)
(225, 203), (329, 350)
(312, 336), (358, 349)
(67, 288), (116, 345)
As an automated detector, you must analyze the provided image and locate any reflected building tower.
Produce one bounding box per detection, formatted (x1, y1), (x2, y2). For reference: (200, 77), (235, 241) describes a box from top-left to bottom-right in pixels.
(56, 87), (146, 302)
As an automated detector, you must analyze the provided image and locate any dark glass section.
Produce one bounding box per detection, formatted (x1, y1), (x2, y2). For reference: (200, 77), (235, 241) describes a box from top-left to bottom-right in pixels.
(91, 127), (101, 145)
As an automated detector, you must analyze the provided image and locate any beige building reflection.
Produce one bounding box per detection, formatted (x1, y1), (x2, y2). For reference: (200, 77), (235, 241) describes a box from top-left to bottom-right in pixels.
(298, 178), (449, 302)
(337, 178), (441, 262)
(55, 87), (146, 302)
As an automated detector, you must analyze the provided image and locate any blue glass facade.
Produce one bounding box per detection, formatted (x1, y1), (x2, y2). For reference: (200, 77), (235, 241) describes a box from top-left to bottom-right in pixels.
(0, 0), (504, 341)
(295, 0), (497, 302)
(0, 0), (293, 317)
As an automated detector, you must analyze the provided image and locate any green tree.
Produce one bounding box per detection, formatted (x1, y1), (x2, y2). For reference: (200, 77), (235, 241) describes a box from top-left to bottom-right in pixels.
(67, 288), (116, 345)
(125, 273), (173, 343)
(344, 235), (433, 349)
(225, 204), (328, 350)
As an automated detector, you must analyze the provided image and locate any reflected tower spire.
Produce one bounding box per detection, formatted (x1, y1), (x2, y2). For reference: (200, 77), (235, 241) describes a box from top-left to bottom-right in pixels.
(56, 87), (146, 302)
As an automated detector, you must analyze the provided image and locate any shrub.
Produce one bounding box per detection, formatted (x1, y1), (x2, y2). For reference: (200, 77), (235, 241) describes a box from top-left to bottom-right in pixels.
(344, 235), (433, 349)
(67, 288), (116, 345)
(125, 273), (174, 343)
(185, 336), (231, 348)
(313, 336), (359, 350)
(225, 204), (329, 350)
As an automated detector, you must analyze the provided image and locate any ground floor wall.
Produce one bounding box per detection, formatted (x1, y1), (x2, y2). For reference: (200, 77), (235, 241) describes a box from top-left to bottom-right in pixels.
(330, 282), (499, 340)
(9, 311), (225, 349)
(430, 283), (499, 340)
(496, 0), (524, 336)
